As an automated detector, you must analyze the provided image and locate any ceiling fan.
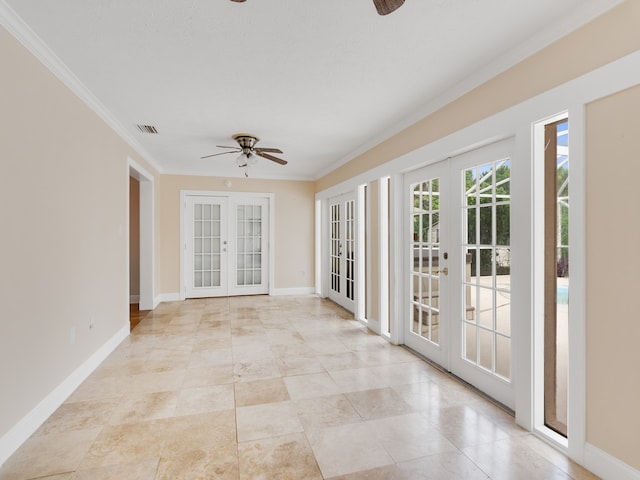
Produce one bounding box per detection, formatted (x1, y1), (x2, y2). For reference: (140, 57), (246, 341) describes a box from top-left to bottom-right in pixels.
(201, 134), (288, 174)
(229, 0), (406, 16)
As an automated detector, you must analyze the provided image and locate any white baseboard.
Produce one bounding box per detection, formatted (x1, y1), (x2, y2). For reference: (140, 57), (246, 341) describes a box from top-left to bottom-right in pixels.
(155, 290), (315, 303)
(0, 324), (129, 467)
(584, 443), (640, 480)
(156, 293), (180, 306)
(271, 287), (316, 296)
(129, 295), (140, 304)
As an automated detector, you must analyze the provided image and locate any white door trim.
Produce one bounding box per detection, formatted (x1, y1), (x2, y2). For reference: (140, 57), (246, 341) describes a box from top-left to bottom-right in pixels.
(128, 158), (155, 310)
(179, 190), (274, 300)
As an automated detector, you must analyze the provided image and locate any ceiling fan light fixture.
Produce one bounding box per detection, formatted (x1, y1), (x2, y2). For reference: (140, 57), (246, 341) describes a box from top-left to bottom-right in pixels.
(235, 154), (247, 166)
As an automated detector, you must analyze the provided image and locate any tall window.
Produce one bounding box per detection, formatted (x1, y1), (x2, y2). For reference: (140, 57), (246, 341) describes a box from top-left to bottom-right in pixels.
(544, 119), (569, 437)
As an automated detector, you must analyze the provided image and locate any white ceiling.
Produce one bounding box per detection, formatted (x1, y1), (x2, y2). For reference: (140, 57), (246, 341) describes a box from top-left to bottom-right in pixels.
(3, 0), (621, 180)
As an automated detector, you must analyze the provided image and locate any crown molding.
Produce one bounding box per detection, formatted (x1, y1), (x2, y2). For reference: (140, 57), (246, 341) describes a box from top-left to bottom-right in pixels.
(0, 0), (164, 175)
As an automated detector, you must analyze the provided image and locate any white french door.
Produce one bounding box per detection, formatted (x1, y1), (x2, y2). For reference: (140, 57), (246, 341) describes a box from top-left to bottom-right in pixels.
(404, 139), (515, 408)
(184, 195), (269, 298)
(328, 192), (356, 312)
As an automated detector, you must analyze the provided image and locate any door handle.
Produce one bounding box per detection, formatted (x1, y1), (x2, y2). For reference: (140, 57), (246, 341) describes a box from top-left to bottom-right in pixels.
(338, 244), (343, 257)
(441, 267), (449, 276)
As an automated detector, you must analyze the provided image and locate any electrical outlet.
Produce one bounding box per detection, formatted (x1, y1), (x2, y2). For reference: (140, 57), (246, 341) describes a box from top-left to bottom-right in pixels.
(89, 316), (95, 330)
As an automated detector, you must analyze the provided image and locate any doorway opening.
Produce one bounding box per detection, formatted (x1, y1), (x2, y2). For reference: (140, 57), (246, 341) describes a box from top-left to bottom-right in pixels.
(128, 159), (155, 312)
(180, 192), (272, 299)
(403, 139), (515, 409)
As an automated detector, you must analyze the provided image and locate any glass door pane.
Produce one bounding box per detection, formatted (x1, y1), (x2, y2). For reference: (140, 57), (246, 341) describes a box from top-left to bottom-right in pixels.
(330, 202), (341, 294)
(410, 179), (441, 345)
(345, 199), (355, 302)
(227, 197), (269, 296)
(328, 193), (357, 312)
(235, 204), (263, 286)
(185, 196), (227, 298)
(461, 158), (512, 381)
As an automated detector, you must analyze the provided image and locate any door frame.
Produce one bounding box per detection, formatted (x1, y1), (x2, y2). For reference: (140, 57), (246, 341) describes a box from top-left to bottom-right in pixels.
(128, 158), (155, 310)
(327, 191), (357, 312)
(401, 139), (516, 409)
(179, 190), (274, 300)
(317, 188), (363, 319)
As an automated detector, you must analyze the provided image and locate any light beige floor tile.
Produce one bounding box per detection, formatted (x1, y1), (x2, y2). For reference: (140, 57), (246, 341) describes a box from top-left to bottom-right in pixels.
(264, 331), (305, 347)
(0, 428), (101, 480)
(188, 347), (234, 368)
(232, 341), (275, 362)
(275, 354), (325, 376)
(294, 394), (363, 431)
(156, 446), (239, 480)
(429, 405), (512, 448)
(354, 345), (420, 366)
(66, 376), (129, 403)
(72, 458), (159, 480)
(174, 384), (235, 416)
(513, 435), (600, 480)
(233, 358), (281, 382)
(236, 401), (303, 442)
(234, 378), (290, 407)
(283, 372), (342, 400)
(317, 352), (369, 372)
(271, 343), (317, 358)
(326, 451), (491, 480)
(126, 370), (186, 395)
(368, 361), (432, 386)
(345, 388), (415, 420)
(33, 474), (75, 480)
(329, 367), (395, 393)
(238, 433), (322, 480)
(462, 436), (573, 479)
(307, 421), (393, 478)
(366, 413), (457, 462)
(109, 391), (179, 424)
(35, 399), (119, 435)
(79, 421), (165, 469)
(395, 451), (490, 479)
(392, 379), (451, 412)
(305, 338), (351, 355)
(156, 410), (237, 456)
(183, 364), (234, 387)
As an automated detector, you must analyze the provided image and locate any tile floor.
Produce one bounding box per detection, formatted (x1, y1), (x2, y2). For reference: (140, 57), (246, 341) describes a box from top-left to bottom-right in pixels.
(0, 296), (599, 479)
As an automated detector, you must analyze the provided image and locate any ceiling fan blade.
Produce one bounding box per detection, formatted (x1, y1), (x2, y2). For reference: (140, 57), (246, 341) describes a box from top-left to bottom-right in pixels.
(373, 0), (405, 15)
(200, 151), (237, 159)
(256, 151), (288, 165)
(255, 147), (283, 154)
(216, 145), (241, 150)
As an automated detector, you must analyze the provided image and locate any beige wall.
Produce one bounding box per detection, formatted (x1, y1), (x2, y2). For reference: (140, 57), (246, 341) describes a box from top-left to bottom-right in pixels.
(316, 0), (640, 191)
(129, 177), (140, 298)
(585, 84), (640, 471)
(159, 175), (315, 294)
(0, 25), (159, 438)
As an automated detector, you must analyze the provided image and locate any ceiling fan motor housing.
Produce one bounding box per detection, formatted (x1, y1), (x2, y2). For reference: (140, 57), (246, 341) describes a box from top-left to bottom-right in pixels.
(232, 134), (259, 154)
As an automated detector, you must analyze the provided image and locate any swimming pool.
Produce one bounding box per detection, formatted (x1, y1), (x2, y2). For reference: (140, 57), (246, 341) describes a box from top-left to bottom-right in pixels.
(557, 285), (569, 305)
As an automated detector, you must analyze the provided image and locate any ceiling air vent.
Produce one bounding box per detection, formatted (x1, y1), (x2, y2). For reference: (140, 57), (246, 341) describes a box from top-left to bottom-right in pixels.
(136, 124), (158, 134)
